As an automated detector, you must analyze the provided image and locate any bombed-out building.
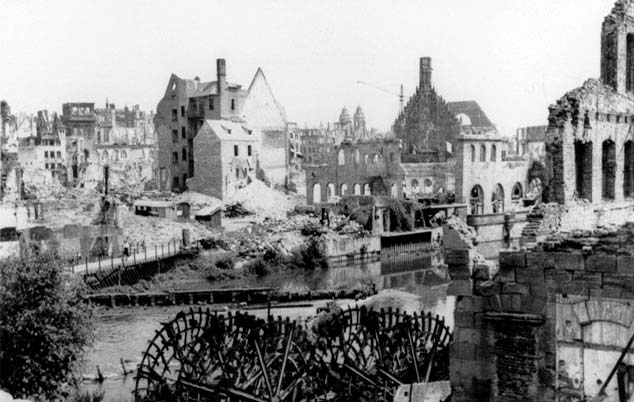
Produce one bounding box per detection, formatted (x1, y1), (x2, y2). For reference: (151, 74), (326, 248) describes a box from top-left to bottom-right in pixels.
(545, 0), (634, 206)
(305, 138), (404, 204)
(155, 58), (290, 193)
(450, 2), (634, 401)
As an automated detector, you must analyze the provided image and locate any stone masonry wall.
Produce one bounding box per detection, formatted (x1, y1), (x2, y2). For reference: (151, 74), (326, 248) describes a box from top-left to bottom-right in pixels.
(449, 244), (634, 401)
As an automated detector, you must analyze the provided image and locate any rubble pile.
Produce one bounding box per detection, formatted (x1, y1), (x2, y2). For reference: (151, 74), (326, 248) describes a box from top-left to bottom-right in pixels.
(444, 215), (477, 246)
(227, 179), (301, 220)
(117, 207), (216, 246)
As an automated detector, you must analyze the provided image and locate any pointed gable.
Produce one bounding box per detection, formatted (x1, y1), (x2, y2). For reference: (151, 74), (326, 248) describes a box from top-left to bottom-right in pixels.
(241, 68), (287, 130)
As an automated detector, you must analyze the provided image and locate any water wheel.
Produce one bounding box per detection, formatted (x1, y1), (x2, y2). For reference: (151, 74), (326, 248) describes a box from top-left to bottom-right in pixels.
(309, 306), (452, 402)
(135, 308), (324, 402)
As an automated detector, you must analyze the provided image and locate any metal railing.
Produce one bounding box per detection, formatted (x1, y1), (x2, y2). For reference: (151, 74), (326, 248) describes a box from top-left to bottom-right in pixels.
(65, 238), (188, 275)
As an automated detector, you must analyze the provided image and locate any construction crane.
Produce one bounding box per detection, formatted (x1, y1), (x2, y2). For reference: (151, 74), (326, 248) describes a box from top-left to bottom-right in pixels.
(356, 81), (405, 113)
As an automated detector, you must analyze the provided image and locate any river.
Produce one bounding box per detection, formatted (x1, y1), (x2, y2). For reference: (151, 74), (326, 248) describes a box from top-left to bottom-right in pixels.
(80, 252), (457, 401)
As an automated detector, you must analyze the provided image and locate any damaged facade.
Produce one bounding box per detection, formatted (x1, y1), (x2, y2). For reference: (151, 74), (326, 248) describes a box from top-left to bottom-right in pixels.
(304, 138), (404, 204)
(155, 58), (290, 193)
(546, 0), (634, 206)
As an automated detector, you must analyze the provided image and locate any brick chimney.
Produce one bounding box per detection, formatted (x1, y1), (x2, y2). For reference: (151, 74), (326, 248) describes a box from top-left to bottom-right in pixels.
(216, 59), (226, 116)
(419, 57), (432, 92)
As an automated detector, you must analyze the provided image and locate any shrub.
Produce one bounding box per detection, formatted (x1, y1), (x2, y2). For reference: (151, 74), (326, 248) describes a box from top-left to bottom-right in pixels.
(244, 256), (271, 276)
(287, 237), (328, 270)
(0, 252), (94, 400)
(215, 254), (236, 270)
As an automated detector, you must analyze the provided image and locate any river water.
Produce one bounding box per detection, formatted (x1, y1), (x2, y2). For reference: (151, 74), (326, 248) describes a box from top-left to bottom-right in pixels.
(81, 251), (458, 401)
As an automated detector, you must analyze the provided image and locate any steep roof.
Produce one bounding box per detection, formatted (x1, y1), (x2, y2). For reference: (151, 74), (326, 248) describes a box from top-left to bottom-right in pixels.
(198, 119), (258, 142)
(241, 68), (287, 130)
(446, 101), (494, 129)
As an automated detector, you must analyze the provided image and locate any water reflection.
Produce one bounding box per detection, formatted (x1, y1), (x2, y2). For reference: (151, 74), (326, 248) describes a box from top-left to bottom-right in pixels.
(82, 251), (454, 401)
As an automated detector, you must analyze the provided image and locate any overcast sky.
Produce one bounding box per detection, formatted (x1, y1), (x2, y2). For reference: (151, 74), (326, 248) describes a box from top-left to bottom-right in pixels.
(0, 0), (619, 136)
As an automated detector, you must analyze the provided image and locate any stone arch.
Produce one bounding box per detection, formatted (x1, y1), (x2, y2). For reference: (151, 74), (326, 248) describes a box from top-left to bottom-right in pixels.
(492, 183), (504, 213)
(364, 183), (371, 195)
(313, 183), (322, 204)
(340, 183), (348, 196)
(470, 185), (484, 215)
(327, 182), (335, 201)
(625, 140), (634, 198)
(480, 144), (486, 162)
(353, 183), (361, 195)
(338, 149), (345, 166)
(602, 139), (616, 200)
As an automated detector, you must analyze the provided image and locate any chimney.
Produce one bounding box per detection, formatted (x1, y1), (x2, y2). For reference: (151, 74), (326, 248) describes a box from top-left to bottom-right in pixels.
(419, 57), (432, 91)
(217, 59), (226, 116)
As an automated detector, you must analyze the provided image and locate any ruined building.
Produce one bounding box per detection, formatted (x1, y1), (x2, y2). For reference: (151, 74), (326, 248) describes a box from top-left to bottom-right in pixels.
(17, 110), (68, 183)
(61, 102), (97, 185)
(546, 0), (634, 205)
(304, 138), (404, 204)
(393, 58), (460, 163)
(449, 2), (634, 401)
(155, 59), (289, 193)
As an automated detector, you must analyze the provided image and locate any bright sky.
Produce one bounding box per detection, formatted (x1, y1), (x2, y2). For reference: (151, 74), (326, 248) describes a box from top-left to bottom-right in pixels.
(0, 0), (619, 136)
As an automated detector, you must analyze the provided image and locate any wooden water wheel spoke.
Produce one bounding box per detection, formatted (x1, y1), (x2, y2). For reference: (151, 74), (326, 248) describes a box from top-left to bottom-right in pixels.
(252, 337), (275, 399)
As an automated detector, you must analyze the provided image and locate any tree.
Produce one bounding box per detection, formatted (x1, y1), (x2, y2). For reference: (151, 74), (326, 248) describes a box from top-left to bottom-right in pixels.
(0, 251), (94, 400)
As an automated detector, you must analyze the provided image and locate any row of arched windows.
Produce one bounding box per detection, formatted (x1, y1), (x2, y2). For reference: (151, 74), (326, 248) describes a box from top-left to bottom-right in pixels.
(470, 144), (498, 163)
(313, 182), (372, 203)
(469, 182), (524, 215)
(337, 149), (394, 166)
(574, 139), (634, 202)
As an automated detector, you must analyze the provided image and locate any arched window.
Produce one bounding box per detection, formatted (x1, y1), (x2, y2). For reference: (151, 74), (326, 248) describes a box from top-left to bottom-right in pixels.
(338, 149), (345, 166)
(470, 185), (484, 215)
(470, 145), (476, 163)
(313, 183), (322, 204)
(491, 145), (497, 162)
(341, 183), (348, 196)
(423, 178), (434, 194)
(373, 153), (382, 164)
(390, 184), (397, 198)
(102, 150), (108, 161)
(354, 184), (361, 195)
(492, 184), (504, 213)
(411, 179), (420, 194)
(121, 150), (127, 159)
(354, 149), (360, 165)
(364, 154), (369, 164)
(480, 145), (486, 162)
(512, 182), (523, 202)
(327, 183), (336, 201)
(364, 183), (371, 195)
